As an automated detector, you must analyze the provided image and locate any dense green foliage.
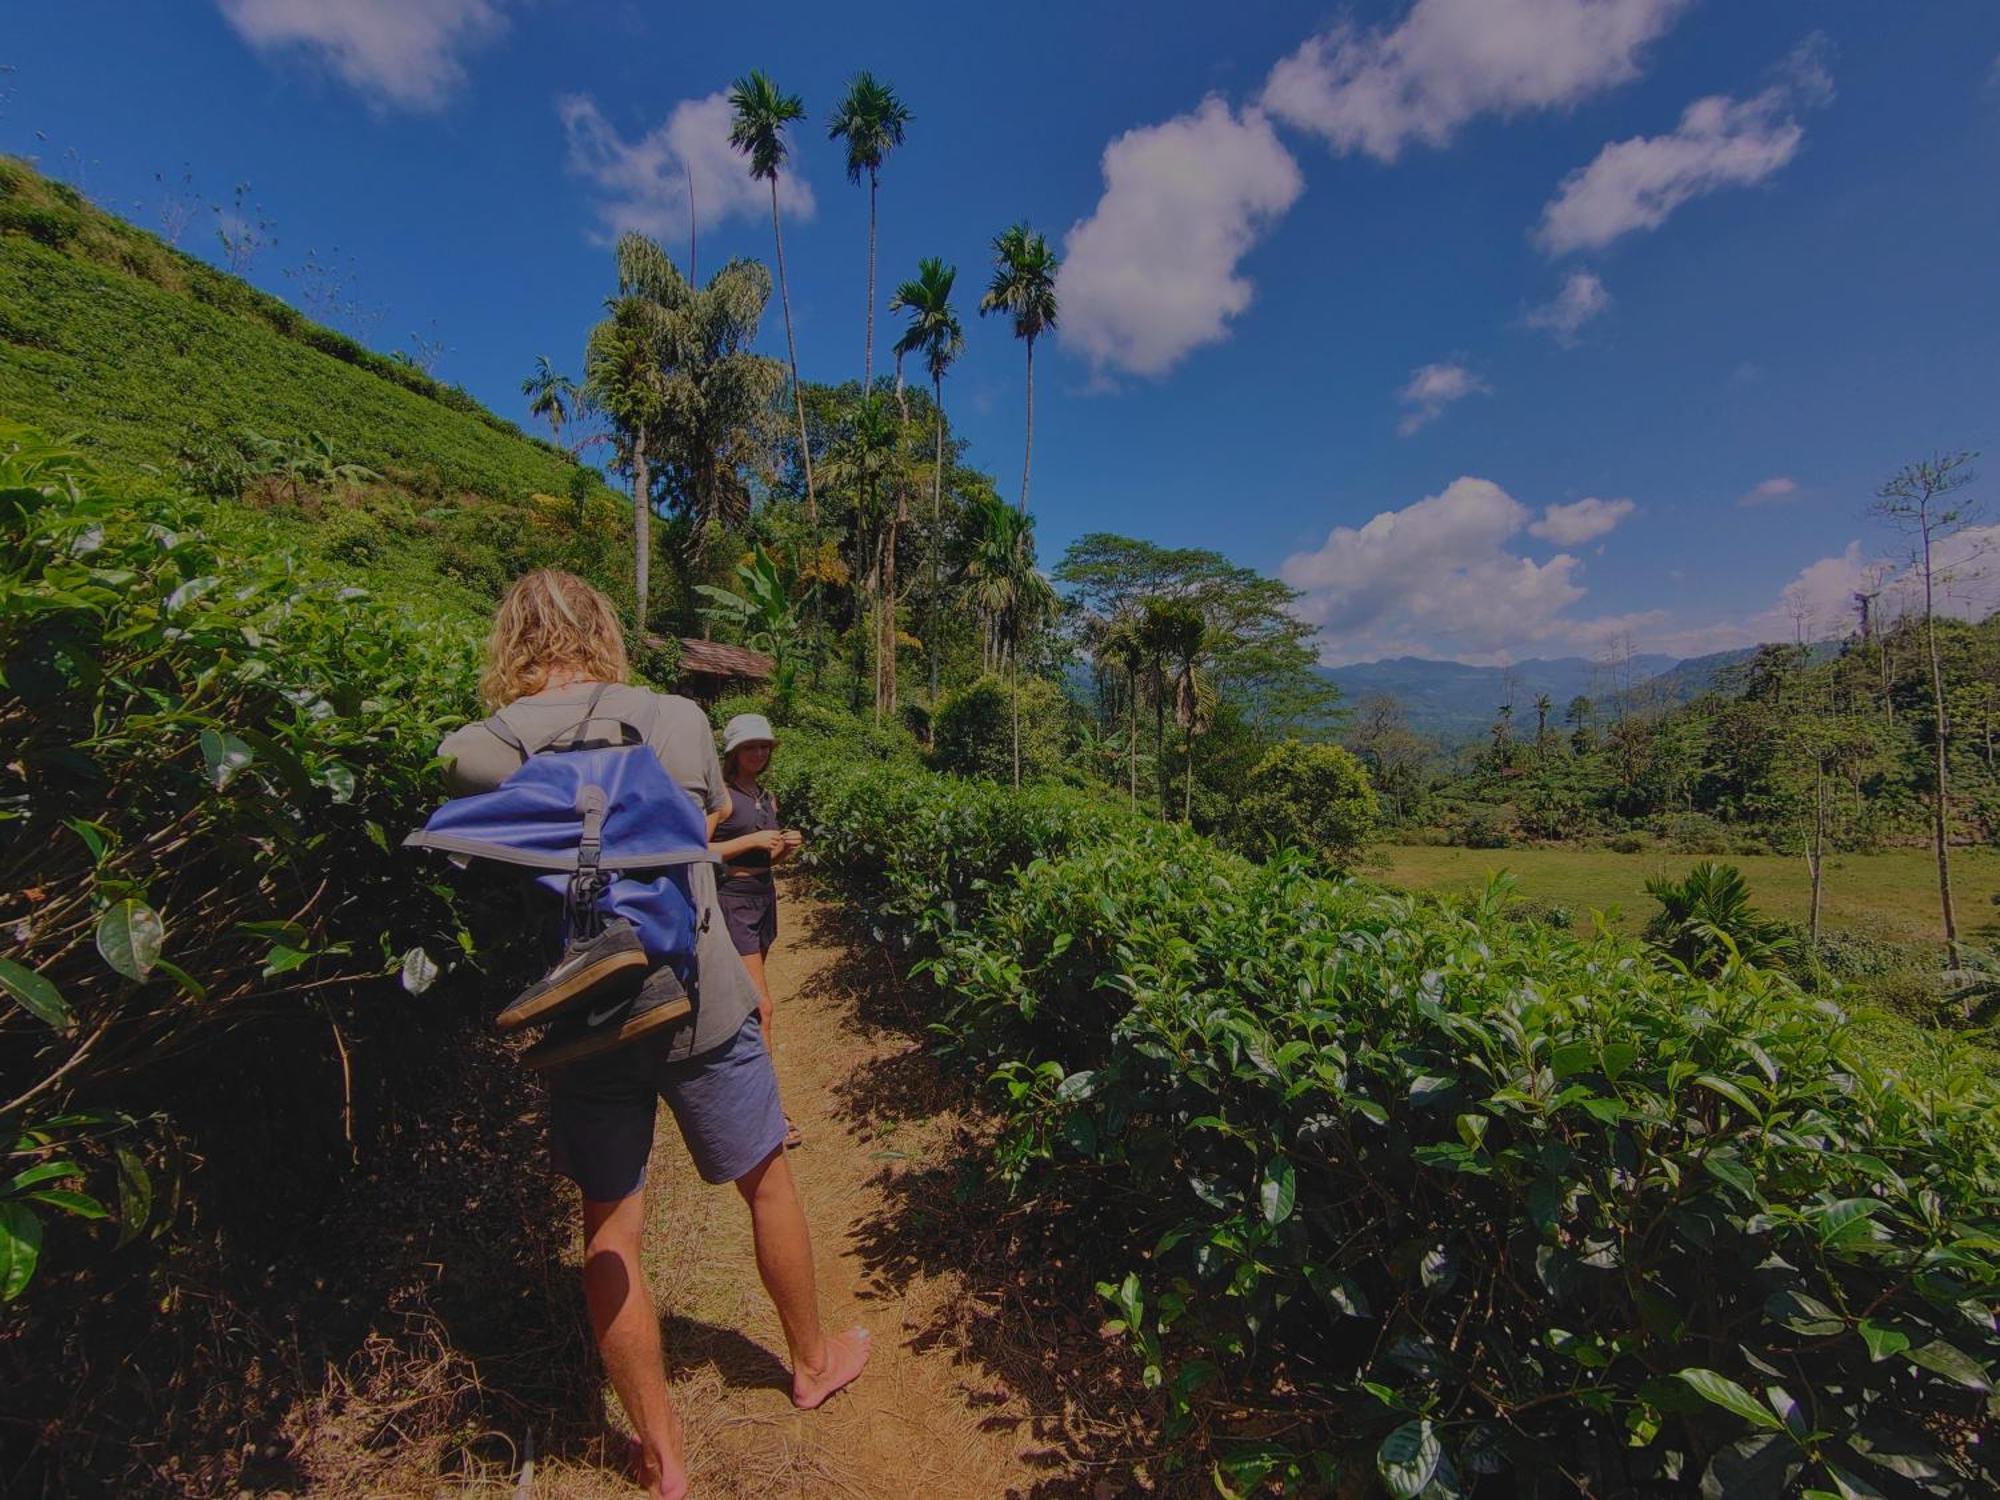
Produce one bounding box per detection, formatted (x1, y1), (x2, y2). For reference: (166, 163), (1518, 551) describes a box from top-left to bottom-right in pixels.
(1239, 739), (1378, 868)
(930, 673), (1067, 783)
(774, 733), (2000, 1497)
(0, 428), (491, 1299)
(0, 158), (588, 503)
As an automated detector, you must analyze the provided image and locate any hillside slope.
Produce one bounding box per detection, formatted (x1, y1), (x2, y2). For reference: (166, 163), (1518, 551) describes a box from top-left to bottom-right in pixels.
(0, 156), (581, 503)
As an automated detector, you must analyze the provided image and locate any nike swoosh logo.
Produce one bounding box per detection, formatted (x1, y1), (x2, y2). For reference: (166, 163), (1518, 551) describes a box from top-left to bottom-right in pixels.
(584, 1001), (628, 1027)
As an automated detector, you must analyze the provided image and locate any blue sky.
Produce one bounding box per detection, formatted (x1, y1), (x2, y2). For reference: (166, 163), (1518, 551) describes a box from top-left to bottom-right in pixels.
(5, 1), (1998, 665)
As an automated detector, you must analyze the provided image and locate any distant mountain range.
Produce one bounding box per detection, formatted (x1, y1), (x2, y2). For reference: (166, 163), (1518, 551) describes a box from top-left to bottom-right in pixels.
(1320, 648), (1772, 742)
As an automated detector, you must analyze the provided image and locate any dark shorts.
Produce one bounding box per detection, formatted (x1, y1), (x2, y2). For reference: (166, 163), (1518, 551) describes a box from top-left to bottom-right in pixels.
(548, 1013), (786, 1201)
(719, 883), (777, 957)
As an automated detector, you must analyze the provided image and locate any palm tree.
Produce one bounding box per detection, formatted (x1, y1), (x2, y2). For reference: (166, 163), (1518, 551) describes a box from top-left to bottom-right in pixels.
(826, 73), (911, 399)
(1099, 614), (1147, 809)
(584, 234), (675, 625)
(727, 70), (817, 524)
(961, 492), (1054, 786)
(1141, 599), (1209, 822)
(820, 394), (905, 719)
(521, 355), (581, 455)
(888, 256), (963, 704)
(978, 223), (1060, 513)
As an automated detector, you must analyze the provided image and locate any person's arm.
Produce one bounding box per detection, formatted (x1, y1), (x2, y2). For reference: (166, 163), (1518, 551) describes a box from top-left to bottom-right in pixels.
(715, 827), (787, 861)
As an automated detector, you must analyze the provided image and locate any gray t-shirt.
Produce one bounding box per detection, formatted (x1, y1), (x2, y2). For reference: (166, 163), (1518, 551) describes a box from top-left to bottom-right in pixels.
(436, 683), (757, 1061)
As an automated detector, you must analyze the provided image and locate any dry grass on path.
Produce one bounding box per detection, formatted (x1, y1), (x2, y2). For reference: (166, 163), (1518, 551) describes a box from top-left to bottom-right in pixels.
(509, 881), (1176, 1499)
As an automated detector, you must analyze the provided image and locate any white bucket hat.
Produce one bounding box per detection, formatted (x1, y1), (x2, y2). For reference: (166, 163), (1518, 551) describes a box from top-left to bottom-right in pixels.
(722, 712), (777, 757)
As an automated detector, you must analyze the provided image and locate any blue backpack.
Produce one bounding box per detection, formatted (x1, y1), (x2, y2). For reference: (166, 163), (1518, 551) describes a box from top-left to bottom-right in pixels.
(406, 685), (716, 977)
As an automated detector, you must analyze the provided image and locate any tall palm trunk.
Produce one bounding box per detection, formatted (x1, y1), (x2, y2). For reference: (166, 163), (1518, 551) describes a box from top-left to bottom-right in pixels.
(1922, 526), (1959, 959)
(632, 429), (650, 627)
(769, 180), (817, 524)
(879, 504), (899, 720)
(1011, 645), (1021, 789)
(1019, 332), (1035, 513)
(1184, 725), (1195, 823)
(1128, 668), (1138, 809)
(930, 373), (944, 704)
(864, 167), (878, 397)
(1153, 669), (1167, 820)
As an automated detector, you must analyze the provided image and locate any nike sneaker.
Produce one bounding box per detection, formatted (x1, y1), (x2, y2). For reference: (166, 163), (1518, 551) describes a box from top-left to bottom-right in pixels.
(522, 964), (694, 1071)
(496, 918), (648, 1033)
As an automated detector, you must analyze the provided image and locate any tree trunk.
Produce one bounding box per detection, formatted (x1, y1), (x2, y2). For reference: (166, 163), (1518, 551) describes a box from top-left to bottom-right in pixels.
(1923, 522), (1958, 958)
(770, 182), (816, 524)
(880, 507), (899, 720)
(1807, 760), (1825, 942)
(864, 169), (877, 398)
(632, 428), (650, 628)
(1154, 672), (1167, 820)
(1183, 727), (1194, 824)
(1019, 333), (1035, 513)
(931, 373), (944, 706)
(1128, 670), (1138, 810)
(1011, 647), (1021, 789)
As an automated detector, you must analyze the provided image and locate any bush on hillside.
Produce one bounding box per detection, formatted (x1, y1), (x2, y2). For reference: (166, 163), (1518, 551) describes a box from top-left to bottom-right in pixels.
(931, 673), (1067, 783)
(776, 735), (2000, 1498)
(1238, 738), (1377, 868)
(0, 427), (489, 1304)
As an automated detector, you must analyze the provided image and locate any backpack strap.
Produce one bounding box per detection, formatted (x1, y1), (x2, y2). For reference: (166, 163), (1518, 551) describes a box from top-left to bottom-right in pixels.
(483, 711), (533, 767)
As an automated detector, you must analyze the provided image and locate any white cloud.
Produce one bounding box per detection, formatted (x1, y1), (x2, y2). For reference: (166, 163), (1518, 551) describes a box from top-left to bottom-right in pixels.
(1523, 270), (1610, 344)
(1056, 98), (1303, 379)
(214, 0), (504, 111)
(1396, 361), (1489, 435)
(1740, 475), (1799, 506)
(1530, 495), (1634, 544)
(1535, 38), (1833, 255)
(1261, 0), (1689, 162)
(1281, 476), (1620, 662)
(559, 92), (814, 245)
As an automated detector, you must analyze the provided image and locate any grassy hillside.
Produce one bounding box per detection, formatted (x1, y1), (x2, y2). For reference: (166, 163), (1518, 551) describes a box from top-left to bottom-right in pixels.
(0, 155), (581, 502)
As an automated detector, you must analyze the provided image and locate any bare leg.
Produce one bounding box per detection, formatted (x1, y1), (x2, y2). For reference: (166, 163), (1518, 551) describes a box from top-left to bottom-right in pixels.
(739, 949), (800, 1146)
(732, 1146), (870, 1408)
(581, 1194), (686, 1499)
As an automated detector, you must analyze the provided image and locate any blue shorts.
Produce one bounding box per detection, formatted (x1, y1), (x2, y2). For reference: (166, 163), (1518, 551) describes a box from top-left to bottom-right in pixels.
(548, 1013), (787, 1201)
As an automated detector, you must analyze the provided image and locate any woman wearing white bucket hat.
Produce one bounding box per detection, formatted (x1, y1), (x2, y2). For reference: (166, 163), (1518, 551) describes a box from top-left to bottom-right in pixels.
(713, 712), (804, 1146)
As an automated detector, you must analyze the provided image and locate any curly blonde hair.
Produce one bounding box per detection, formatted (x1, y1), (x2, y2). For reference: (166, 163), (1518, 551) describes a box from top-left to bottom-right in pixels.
(478, 569), (630, 710)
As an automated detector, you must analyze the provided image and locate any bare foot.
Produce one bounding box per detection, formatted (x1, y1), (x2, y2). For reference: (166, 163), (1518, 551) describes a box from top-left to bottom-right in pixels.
(628, 1415), (688, 1499)
(792, 1325), (871, 1410)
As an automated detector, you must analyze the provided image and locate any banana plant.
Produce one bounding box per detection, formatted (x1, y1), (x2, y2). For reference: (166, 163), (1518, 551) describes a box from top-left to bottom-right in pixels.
(695, 542), (815, 697)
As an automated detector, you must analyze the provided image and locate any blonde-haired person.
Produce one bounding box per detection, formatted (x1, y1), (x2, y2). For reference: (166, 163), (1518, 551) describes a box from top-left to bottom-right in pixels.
(436, 570), (867, 1500)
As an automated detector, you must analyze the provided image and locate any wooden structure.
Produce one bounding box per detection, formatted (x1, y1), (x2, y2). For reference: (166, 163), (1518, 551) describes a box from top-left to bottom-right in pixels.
(674, 637), (774, 703)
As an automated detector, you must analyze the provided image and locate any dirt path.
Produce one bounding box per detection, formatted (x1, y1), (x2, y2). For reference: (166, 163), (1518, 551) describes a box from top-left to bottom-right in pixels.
(522, 884), (1092, 1500)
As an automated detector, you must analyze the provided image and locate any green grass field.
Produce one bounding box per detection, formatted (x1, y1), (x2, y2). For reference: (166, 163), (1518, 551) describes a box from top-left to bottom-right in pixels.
(1372, 842), (2000, 945)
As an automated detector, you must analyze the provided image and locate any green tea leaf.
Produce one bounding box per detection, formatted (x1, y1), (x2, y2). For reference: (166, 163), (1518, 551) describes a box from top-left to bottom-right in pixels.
(1259, 1157), (1296, 1225)
(198, 728), (254, 790)
(95, 900), (164, 981)
(1856, 1320), (1909, 1363)
(0, 958), (72, 1030)
(1905, 1340), (1991, 1391)
(0, 1201), (42, 1302)
(28, 1188), (107, 1220)
(114, 1148), (153, 1250)
(1693, 1074), (1762, 1121)
(400, 946), (439, 995)
(1376, 1419), (1441, 1500)
(1675, 1368), (1782, 1430)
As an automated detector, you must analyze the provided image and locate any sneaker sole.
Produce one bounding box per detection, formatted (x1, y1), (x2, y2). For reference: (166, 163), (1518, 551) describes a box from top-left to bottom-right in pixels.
(522, 994), (695, 1071)
(496, 948), (650, 1033)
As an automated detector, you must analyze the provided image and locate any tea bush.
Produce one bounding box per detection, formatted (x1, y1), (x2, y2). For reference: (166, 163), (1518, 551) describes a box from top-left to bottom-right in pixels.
(774, 735), (2000, 1497)
(0, 426), (490, 1299)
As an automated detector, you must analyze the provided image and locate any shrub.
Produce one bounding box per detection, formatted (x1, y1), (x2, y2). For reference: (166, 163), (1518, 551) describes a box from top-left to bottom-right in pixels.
(775, 734), (2000, 1497)
(0, 426), (489, 1301)
(1238, 738), (1377, 868)
(930, 673), (1066, 783)
(1607, 832), (1648, 854)
(317, 507), (382, 566)
(1644, 861), (1805, 975)
(1658, 810), (1731, 854)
